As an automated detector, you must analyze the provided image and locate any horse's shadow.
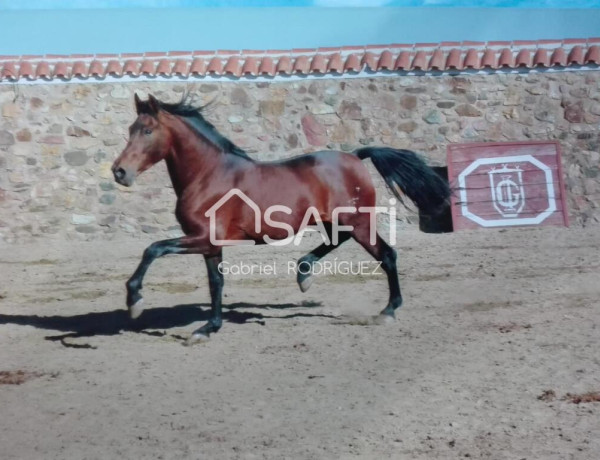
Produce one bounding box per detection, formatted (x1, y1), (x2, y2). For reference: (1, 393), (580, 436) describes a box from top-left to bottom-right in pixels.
(0, 301), (330, 348)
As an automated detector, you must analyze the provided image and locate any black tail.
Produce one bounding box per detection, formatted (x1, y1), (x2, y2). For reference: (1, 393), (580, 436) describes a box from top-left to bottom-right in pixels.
(355, 147), (450, 215)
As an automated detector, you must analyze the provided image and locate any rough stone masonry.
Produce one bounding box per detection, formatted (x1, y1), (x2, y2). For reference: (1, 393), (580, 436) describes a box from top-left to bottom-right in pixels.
(0, 72), (599, 242)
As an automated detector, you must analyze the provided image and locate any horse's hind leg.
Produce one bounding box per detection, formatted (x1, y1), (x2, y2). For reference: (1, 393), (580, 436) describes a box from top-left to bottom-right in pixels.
(296, 230), (351, 292)
(350, 224), (402, 322)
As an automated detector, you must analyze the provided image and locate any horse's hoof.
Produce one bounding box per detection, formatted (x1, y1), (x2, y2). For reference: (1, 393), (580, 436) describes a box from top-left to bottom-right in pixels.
(129, 298), (145, 320)
(298, 276), (314, 293)
(185, 332), (210, 346)
(373, 313), (396, 325)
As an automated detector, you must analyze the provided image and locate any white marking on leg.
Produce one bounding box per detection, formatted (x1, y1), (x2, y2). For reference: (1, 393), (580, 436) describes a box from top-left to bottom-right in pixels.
(373, 313), (396, 325)
(130, 298), (145, 319)
(299, 275), (314, 293)
(185, 333), (210, 346)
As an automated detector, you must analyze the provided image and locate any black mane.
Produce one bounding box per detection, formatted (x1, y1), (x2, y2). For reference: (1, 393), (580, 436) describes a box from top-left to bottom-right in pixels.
(146, 95), (250, 159)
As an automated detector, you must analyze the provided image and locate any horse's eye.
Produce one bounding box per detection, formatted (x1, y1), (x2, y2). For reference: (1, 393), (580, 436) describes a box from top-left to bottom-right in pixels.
(144, 128), (153, 136)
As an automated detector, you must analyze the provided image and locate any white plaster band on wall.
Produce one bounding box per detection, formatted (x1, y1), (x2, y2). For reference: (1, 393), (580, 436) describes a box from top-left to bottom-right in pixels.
(0, 65), (598, 86)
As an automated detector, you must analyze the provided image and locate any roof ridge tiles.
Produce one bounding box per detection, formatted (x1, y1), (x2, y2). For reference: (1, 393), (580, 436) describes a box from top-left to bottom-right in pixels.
(2, 38), (599, 83)
(168, 51), (193, 57)
(121, 53), (145, 59)
(241, 49), (266, 55)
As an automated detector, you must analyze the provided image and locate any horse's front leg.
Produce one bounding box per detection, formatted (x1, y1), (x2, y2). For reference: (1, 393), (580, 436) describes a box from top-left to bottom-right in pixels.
(186, 251), (224, 346)
(125, 236), (216, 319)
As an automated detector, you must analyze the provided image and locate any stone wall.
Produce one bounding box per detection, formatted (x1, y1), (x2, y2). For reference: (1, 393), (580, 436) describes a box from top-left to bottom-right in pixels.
(0, 72), (599, 242)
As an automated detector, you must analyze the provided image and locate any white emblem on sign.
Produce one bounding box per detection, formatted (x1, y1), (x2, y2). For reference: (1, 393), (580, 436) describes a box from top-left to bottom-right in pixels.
(457, 154), (556, 227)
(488, 164), (525, 218)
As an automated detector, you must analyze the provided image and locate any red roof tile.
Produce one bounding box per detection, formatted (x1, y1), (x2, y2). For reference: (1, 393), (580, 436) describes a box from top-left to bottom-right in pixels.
(341, 45), (364, 52)
(19, 61), (35, 79)
(168, 51), (191, 57)
(206, 57), (223, 75)
(378, 50), (394, 70)
(481, 49), (497, 68)
(1, 62), (17, 80)
(156, 59), (172, 76)
(429, 49), (445, 70)
(276, 56), (292, 75)
(394, 51), (411, 71)
(96, 53), (118, 59)
(498, 48), (514, 68)
(343, 53), (361, 72)
(1, 38), (599, 82)
(414, 42), (437, 49)
(446, 49), (462, 70)
(537, 39), (562, 47)
(550, 48), (567, 66)
(292, 48), (316, 55)
(242, 57), (259, 76)
(412, 50), (428, 71)
(43, 54), (69, 60)
(462, 40), (485, 47)
(69, 54), (93, 60)
(293, 55), (310, 74)
(140, 60), (156, 76)
(325, 53), (344, 73)
(123, 59), (140, 76)
(513, 40), (538, 47)
(463, 49), (480, 69)
(568, 46), (584, 65)
(36, 61), (51, 79)
(310, 54), (327, 73)
(515, 49), (531, 67)
(361, 51), (377, 70)
(172, 59), (189, 77)
(72, 61), (88, 78)
(106, 59), (123, 76)
(586, 46), (600, 65)
(53, 62), (69, 79)
(121, 52), (144, 59)
(189, 58), (206, 76)
(438, 41), (458, 48)
(318, 46), (340, 53)
(327, 53), (343, 73)
(144, 52), (166, 58)
(258, 57), (275, 76)
(533, 48), (549, 67)
(89, 60), (105, 77)
(223, 56), (241, 76)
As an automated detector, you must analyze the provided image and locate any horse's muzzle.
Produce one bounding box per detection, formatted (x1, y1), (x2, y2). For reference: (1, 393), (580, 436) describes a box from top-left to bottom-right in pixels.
(113, 166), (134, 186)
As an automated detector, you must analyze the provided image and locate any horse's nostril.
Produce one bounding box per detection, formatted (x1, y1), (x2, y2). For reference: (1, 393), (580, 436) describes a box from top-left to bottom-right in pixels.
(114, 167), (126, 181)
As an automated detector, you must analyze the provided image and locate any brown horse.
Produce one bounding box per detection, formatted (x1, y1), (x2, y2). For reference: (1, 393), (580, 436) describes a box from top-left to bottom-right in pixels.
(112, 94), (449, 344)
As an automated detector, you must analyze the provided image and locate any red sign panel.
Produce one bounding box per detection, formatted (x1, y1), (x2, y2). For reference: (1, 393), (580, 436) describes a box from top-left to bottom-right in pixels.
(447, 141), (569, 231)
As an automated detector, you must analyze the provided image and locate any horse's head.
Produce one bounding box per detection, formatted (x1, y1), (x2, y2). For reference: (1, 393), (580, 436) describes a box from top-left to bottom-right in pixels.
(112, 94), (173, 186)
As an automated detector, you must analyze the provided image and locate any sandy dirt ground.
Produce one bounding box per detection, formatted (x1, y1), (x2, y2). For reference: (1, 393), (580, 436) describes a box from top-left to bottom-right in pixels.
(0, 226), (599, 459)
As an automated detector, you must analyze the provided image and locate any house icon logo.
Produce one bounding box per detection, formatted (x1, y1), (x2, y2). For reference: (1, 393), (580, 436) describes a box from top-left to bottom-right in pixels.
(204, 188), (261, 246)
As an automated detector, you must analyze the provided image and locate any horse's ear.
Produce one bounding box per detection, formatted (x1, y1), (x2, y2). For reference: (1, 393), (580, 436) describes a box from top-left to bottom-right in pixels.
(134, 93), (143, 114)
(148, 94), (160, 115)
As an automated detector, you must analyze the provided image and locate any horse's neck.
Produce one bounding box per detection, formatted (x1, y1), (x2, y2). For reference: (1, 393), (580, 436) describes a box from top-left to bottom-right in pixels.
(164, 119), (224, 198)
